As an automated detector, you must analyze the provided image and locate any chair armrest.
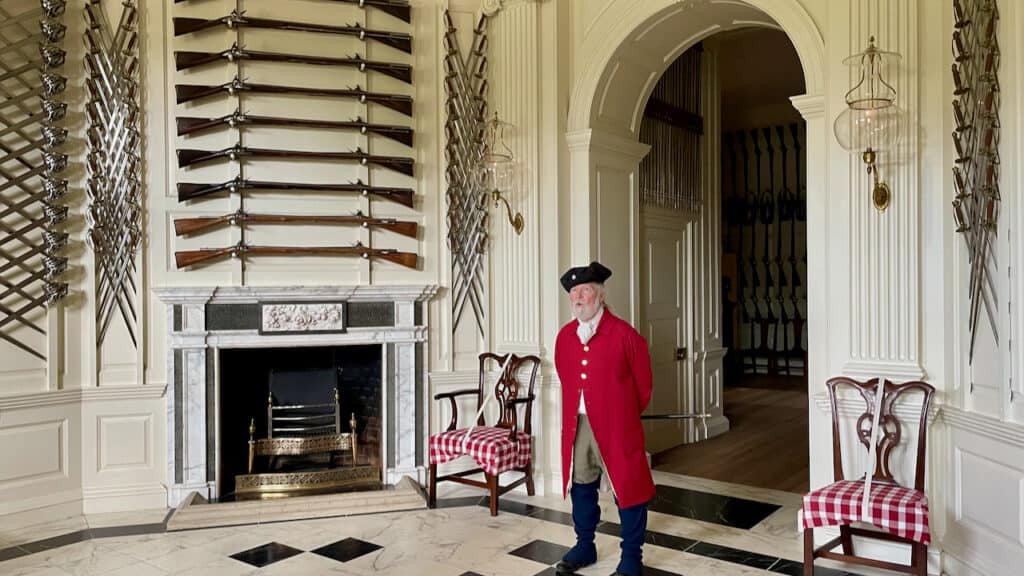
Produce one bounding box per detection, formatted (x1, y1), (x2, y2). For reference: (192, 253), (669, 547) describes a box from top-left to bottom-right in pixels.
(433, 388), (479, 400)
(434, 388), (479, 432)
(503, 395), (537, 437)
(507, 395), (535, 405)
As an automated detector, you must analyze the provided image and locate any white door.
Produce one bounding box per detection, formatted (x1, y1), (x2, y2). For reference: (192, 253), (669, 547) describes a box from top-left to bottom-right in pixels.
(640, 207), (692, 454)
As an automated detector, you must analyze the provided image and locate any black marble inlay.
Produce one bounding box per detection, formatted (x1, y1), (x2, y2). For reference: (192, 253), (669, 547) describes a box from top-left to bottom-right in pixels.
(348, 301), (394, 327)
(312, 537), (382, 563)
(90, 523), (166, 539)
(229, 542), (303, 567)
(531, 568), (560, 576)
(459, 572), (486, 576)
(508, 539), (570, 566)
(19, 530), (91, 553)
(206, 303), (261, 330)
(687, 541), (778, 570)
(648, 484), (781, 529)
(598, 522), (699, 553)
(488, 499), (575, 525)
(0, 546), (28, 561)
(769, 559), (860, 576)
(437, 495), (489, 509)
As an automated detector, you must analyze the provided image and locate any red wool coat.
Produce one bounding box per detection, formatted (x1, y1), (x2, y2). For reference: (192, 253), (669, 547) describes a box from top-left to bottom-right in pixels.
(555, 310), (655, 509)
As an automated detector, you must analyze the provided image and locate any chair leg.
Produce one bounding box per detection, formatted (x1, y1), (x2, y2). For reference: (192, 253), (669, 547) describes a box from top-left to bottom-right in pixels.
(525, 463), (535, 496)
(803, 528), (814, 576)
(427, 463), (437, 509)
(486, 473), (498, 516)
(913, 543), (928, 576)
(839, 524), (854, 555)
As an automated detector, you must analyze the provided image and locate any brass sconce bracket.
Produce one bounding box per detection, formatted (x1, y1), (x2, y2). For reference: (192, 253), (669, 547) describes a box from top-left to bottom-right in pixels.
(481, 189), (524, 235)
(862, 148), (890, 212)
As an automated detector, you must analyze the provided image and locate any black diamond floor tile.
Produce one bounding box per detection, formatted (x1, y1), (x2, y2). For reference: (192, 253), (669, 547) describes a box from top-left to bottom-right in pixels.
(459, 572), (487, 576)
(508, 539), (571, 565)
(312, 537), (383, 563)
(229, 542), (303, 568)
(649, 484), (781, 529)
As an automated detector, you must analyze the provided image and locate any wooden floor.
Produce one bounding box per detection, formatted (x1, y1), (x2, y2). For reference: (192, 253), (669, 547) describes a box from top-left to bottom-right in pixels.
(652, 374), (810, 493)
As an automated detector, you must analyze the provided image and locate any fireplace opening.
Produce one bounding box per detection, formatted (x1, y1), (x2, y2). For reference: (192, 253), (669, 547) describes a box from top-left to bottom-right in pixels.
(217, 344), (383, 499)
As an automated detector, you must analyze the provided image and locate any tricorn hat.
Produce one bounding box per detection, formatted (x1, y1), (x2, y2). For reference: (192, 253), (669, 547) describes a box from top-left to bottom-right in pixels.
(560, 261), (612, 292)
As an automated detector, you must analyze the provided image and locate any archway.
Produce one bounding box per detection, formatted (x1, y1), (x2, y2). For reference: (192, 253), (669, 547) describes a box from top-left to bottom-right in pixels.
(565, 0), (828, 486)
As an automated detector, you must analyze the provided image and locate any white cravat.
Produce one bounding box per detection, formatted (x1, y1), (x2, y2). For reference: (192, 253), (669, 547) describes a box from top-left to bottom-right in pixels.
(576, 306), (604, 414)
(576, 305), (604, 345)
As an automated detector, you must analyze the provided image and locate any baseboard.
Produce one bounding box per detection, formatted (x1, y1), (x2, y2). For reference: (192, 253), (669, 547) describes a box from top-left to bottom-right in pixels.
(815, 526), (941, 575)
(82, 483), (168, 514)
(942, 548), (997, 576)
(706, 414), (730, 438)
(0, 489), (82, 523)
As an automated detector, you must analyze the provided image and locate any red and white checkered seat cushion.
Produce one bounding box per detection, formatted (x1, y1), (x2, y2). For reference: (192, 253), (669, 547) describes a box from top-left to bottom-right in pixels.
(801, 479), (931, 545)
(429, 426), (531, 477)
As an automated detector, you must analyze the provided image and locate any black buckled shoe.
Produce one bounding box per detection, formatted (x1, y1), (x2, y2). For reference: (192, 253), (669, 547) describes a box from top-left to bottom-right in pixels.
(554, 558), (594, 574)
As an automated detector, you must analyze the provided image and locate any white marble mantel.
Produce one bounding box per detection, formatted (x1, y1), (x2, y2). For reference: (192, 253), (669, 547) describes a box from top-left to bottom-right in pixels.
(155, 285), (438, 506)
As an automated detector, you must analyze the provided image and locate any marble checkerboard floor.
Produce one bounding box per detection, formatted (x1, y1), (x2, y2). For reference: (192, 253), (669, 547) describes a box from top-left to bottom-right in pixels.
(0, 472), (890, 576)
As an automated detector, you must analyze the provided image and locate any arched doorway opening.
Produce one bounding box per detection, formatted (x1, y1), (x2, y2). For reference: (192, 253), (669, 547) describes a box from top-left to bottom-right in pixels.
(565, 0), (827, 492)
(646, 29), (810, 492)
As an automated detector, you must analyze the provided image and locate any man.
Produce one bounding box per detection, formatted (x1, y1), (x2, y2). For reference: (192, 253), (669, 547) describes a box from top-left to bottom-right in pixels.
(554, 261), (655, 576)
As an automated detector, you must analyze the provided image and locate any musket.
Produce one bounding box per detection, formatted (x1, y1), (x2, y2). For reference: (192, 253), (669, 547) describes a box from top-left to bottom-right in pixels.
(174, 242), (418, 269)
(173, 11), (412, 54)
(177, 176), (414, 207)
(175, 77), (412, 117)
(174, 209), (417, 238)
(175, 45), (412, 84)
(176, 145), (414, 176)
(173, 0), (411, 24)
(176, 110), (413, 147)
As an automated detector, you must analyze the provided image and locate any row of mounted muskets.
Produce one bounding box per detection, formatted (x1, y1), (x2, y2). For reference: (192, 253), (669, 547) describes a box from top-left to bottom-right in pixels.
(951, 0), (1001, 361)
(171, 0), (418, 271)
(723, 125), (807, 377)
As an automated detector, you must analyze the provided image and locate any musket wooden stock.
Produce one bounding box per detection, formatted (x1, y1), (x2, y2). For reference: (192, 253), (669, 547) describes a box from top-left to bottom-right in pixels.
(176, 179), (415, 207)
(174, 49), (412, 84)
(176, 147), (414, 176)
(172, 15), (412, 54)
(173, 0), (411, 24)
(174, 212), (418, 238)
(176, 114), (414, 147)
(175, 244), (418, 269)
(174, 82), (413, 117)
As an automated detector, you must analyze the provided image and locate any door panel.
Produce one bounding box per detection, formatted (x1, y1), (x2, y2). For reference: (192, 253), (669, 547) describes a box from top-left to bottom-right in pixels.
(641, 220), (689, 454)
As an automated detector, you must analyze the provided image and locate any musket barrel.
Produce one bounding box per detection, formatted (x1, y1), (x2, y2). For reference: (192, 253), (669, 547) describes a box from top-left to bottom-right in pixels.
(176, 179), (415, 207)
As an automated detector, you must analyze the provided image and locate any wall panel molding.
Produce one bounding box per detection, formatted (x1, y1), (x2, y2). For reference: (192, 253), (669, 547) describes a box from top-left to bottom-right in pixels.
(842, 0), (922, 375)
(0, 419), (67, 487)
(943, 405), (1024, 447)
(97, 414), (153, 472)
(0, 385), (166, 411)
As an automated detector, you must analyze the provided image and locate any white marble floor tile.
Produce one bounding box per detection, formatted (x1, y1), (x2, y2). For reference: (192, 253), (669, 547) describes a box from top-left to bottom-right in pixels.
(165, 557), (258, 576)
(99, 560), (170, 576)
(42, 541), (139, 576)
(0, 515), (89, 546)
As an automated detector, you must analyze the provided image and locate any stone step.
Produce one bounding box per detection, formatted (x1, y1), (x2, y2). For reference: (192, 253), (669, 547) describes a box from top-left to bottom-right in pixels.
(166, 476), (426, 531)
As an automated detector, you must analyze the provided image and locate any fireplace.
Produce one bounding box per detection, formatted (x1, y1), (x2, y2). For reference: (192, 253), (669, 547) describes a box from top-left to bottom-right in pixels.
(155, 285), (438, 506)
(218, 344), (383, 499)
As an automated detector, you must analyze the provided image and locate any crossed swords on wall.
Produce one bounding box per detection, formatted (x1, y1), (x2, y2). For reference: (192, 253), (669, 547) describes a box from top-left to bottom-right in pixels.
(84, 0), (142, 348)
(950, 0), (1000, 362)
(442, 11), (489, 337)
(0, 0), (70, 360)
